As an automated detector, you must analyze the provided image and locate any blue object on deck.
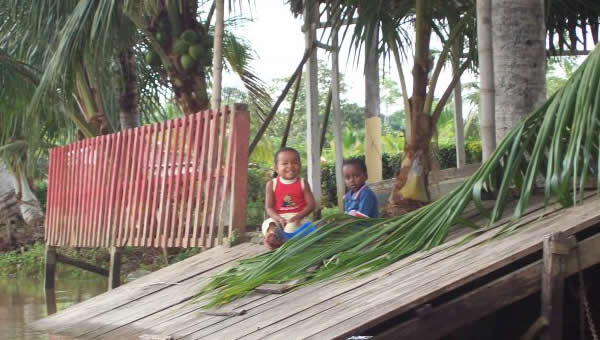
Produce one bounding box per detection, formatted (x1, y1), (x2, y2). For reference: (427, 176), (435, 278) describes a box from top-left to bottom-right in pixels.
(275, 222), (316, 241)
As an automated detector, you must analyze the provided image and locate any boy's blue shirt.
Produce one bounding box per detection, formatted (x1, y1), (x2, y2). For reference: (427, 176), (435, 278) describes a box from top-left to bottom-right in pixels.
(343, 184), (379, 218)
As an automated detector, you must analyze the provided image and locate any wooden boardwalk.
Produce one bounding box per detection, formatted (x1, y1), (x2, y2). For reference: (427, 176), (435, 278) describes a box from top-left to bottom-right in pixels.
(31, 196), (600, 339)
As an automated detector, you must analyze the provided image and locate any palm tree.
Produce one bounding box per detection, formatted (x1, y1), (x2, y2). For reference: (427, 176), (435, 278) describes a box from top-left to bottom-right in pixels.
(289, 0), (477, 215)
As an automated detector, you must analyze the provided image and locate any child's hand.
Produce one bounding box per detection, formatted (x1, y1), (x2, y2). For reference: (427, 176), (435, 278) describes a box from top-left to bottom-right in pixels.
(288, 215), (302, 225)
(275, 216), (287, 227)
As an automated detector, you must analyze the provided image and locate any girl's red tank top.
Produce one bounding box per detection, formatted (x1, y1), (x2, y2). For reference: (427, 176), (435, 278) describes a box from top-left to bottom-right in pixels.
(273, 177), (305, 214)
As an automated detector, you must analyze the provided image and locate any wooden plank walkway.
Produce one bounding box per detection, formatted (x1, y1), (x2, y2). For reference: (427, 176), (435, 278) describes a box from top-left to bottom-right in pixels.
(31, 197), (600, 339)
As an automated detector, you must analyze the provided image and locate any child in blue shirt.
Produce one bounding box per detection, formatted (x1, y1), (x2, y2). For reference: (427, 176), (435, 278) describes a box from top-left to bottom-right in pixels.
(343, 158), (378, 218)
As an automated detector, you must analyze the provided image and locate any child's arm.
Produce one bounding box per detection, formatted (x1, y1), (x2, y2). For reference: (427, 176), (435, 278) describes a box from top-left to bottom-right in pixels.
(356, 190), (378, 218)
(288, 179), (315, 224)
(265, 180), (287, 227)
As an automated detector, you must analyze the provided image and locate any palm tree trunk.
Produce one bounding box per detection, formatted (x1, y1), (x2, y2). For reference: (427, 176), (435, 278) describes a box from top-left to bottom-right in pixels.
(119, 48), (139, 130)
(364, 25), (382, 183)
(211, 0), (225, 110)
(386, 0), (433, 216)
(477, 0), (496, 160)
(492, 0), (546, 143)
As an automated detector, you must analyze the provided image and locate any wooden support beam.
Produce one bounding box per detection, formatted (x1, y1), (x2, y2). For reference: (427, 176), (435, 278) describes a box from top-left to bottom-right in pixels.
(44, 245), (57, 290)
(540, 232), (574, 340)
(56, 253), (109, 277)
(108, 246), (122, 290)
(376, 232), (600, 340)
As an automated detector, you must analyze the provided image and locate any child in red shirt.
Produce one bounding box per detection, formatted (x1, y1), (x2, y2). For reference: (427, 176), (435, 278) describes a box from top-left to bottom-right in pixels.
(263, 147), (315, 249)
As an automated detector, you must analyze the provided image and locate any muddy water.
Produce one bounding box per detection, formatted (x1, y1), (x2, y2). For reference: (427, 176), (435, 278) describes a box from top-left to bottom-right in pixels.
(0, 275), (107, 340)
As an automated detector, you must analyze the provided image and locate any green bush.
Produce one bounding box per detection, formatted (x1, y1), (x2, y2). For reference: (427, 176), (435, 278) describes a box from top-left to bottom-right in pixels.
(434, 142), (483, 169)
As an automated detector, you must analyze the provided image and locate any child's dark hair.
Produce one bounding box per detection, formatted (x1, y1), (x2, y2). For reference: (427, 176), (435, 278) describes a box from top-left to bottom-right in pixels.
(343, 157), (368, 176)
(273, 147), (301, 178)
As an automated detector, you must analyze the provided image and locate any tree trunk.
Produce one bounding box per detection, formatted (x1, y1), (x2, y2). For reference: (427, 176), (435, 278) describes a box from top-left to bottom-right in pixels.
(364, 25), (382, 183)
(385, 0), (433, 216)
(477, 0), (496, 160)
(119, 47), (139, 130)
(492, 0), (546, 143)
(211, 0), (225, 110)
(303, 0), (321, 217)
(0, 163), (43, 226)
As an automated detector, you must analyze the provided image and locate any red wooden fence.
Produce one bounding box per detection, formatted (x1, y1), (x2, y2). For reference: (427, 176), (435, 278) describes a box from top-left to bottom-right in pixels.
(45, 105), (249, 249)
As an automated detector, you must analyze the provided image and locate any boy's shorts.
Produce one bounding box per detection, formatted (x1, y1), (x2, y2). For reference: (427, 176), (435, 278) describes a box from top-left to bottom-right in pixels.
(261, 213), (309, 235)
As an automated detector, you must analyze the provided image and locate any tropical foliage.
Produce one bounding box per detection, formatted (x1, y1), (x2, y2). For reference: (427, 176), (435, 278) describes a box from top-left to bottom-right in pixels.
(196, 45), (600, 307)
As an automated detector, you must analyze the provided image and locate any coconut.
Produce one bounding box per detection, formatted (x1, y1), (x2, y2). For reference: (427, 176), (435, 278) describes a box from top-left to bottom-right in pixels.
(188, 44), (203, 60)
(144, 51), (160, 66)
(156, 32), (167, 44)
(180, 54), (195, 70)
(181, 29), (199, 43)
(173, 39), (189, 56)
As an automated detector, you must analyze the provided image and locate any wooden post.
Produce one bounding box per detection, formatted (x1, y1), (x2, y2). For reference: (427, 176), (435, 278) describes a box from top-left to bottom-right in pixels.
(303, 0), (321, 218)
(330, 14), (345, 212)
(44, 245), (57, 290)
(229, 104), (250, 242)
(45, 287), (57, 315)
(108, 246), (122, 290)
(540, 232), (573, 340)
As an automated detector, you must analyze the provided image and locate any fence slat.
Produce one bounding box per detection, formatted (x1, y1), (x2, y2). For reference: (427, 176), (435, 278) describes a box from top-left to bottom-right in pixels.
(218, 108), (236, 244)
(192, 111), (211, 247)
(200, 111), (219, 247)
(208, 109), (228, 246)
(176, 115), (194, 247)
(170, 119), (186, 247)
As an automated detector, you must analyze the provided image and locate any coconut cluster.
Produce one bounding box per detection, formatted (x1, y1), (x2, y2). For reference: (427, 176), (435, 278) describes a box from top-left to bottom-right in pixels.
(145, 18), (214, 72)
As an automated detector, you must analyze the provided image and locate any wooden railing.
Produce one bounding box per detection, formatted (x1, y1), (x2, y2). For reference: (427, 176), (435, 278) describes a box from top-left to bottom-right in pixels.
(45, 105), (249, 249)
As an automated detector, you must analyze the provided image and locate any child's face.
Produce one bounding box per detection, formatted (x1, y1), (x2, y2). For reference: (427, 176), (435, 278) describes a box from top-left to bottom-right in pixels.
(343, 164), (367, 192)
(276, 151), (300, 180)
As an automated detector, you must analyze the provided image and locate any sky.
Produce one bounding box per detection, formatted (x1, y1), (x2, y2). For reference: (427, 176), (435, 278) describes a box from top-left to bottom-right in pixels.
(222, 0), (475, 117)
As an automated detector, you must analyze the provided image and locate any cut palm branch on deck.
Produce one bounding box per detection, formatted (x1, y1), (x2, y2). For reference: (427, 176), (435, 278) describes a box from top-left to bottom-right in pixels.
(196, 45), (600, 308)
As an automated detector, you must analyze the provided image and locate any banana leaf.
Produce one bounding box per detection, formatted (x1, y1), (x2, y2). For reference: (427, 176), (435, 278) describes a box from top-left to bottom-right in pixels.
(196, 45), (600, 308)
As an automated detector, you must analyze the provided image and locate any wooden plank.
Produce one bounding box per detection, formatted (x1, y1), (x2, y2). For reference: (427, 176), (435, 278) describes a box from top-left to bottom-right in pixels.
(208, 108), (227, 246)
(89, 136), (103, 247)
(130, 127), (148, 246)
(183, 113), (203, 248)
(169, 118), (185, 247)
(192, 111), (211, 247)
(43, 244), (265, 338)
(122, 128), (139, 246)
(155, 120), (173, 247)
(81, 138), (93, 247)
(97, 136), (113, 247)
(376, 232), (600, 340)
(218, 107), (235, 244)
(56, 253), (108, 277)
(201, 111), (219, 247)
(142, 124), (159, 247)
(164, 118), (182, 248)
(177, 114), (195, 248)
(31, 244), (263, 332)
(149, 122), (167, 247)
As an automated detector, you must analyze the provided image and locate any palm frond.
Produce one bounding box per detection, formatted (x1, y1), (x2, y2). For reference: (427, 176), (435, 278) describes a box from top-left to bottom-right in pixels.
(197, 44), (600, 307)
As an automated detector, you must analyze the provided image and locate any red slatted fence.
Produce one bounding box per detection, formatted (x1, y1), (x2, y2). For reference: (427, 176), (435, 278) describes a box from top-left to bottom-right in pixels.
(45, 105), (249, 249)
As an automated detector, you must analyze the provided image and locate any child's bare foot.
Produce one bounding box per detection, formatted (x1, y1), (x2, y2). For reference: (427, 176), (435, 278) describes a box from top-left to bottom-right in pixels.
(264, 232), (283, 250)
